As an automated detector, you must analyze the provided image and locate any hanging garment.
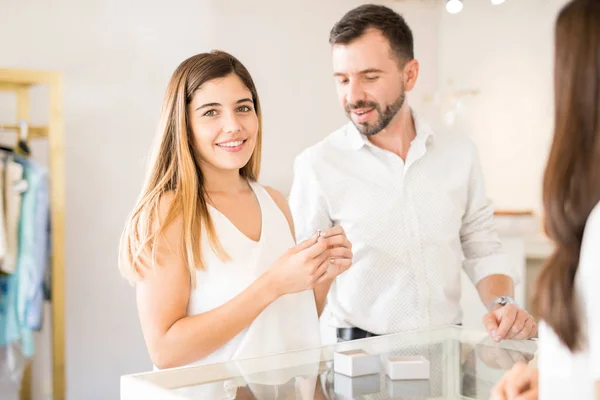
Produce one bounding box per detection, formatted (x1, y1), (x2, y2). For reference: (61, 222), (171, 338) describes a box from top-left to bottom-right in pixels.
(14, 157), (49, 331)
(1, 156), (25, 274)
(0, 156), (27, 353)
(0, 249), (23, 352)
(0, 157), (48, 356)
(0, 156), (8, 264)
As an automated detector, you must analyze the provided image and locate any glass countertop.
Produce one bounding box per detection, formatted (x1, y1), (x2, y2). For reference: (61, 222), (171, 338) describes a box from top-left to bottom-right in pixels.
(121, 326), (538, 400)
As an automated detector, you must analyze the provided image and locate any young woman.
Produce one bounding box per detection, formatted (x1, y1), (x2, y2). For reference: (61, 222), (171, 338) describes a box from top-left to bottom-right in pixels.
(118, 50), (352, 370)
(492, 1), (600, 399)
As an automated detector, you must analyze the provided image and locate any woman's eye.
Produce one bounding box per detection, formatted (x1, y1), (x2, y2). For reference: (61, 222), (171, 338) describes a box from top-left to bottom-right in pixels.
(238, 105), (252, 112)
(204, 110), (217, 117)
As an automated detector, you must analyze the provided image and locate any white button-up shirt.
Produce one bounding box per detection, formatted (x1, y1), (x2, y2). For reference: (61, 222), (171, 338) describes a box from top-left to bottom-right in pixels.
(289, 116), (515, 334)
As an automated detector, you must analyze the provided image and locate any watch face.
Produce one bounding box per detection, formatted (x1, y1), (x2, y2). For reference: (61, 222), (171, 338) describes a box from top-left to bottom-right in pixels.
(490, 296), (516, 311)
(500, 296), (516, 305)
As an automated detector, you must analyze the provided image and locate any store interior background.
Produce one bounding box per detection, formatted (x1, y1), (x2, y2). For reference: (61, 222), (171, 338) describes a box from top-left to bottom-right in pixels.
(0, 0), (567, 398)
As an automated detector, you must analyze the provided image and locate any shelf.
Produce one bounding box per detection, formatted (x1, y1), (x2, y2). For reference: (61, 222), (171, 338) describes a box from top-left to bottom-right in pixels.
(0, 82), (29, 92)
(0, 124), (48, 139)
(0, 69), (60, 86)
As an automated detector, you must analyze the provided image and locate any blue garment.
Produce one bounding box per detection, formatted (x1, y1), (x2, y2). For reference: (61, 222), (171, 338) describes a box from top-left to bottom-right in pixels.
(0, 157), (50, 357)
(16, 158), (50, 333)
(0, 271), (20, 347)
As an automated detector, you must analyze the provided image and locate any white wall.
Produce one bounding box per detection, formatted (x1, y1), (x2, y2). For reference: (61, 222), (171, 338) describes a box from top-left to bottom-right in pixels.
(205, 0), (441, 192)
(435, 0), (570, 213)
(0, 0), (572, 398)
(0, 0), (439, 398)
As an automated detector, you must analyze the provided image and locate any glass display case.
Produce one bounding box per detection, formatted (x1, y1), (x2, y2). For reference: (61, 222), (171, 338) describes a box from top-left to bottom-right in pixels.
(121, 326), (537, 399)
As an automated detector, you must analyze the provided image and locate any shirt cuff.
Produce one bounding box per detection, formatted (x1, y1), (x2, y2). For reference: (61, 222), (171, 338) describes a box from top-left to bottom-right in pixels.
(462, 253), (520, 287)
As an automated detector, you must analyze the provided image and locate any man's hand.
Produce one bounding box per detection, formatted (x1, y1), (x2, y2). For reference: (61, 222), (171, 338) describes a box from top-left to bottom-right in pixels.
(312, 226), (352, 316)
(317, 226), (353, 281)
(482, 304), (537, 342)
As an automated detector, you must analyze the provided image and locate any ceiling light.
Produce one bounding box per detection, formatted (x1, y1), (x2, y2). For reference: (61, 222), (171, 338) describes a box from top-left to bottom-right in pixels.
(446, 0), (464, 14)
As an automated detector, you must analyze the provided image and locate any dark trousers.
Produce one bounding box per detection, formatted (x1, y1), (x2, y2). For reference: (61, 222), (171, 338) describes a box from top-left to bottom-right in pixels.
(336, 324), (463, 342)
(336, 327), (379, 342)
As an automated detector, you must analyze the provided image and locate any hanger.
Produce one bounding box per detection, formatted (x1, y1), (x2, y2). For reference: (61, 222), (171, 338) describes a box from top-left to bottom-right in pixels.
(0, 121), (31, 156)
(15, 120), (31, 157)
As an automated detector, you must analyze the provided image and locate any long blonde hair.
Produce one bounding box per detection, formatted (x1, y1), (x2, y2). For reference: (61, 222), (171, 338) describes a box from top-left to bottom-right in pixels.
(119, 51), (263, 286)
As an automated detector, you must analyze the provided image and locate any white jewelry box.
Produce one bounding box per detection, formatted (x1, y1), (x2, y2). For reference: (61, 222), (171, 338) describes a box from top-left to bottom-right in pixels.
(384, 355), (430, 380)
(334, 373), (380, 399)
(386, 377), (430, 398)
(333, 349), (380, 377)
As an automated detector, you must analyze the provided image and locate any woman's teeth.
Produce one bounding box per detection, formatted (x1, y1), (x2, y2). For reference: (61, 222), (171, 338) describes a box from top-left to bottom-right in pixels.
(218, 140), (244, 147)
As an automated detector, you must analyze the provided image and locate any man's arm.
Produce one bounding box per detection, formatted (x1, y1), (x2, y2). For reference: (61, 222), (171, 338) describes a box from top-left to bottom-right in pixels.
(289, 151), (334, 316)
(460, 141), (515, 303)
(310, 227), (352, 316)
(313, 279), (334, 317)
(460, 142), (536, 341)
(476, 274), (514, 310)
(478, 274), (537, 341)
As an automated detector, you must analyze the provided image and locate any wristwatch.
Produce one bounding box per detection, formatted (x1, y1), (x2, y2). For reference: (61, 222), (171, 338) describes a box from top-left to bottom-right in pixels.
(489, 296), (518, 311)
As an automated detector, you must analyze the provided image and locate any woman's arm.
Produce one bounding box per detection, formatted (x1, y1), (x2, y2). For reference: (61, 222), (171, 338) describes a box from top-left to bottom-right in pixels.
(135, 194), (281, 368)
(137, 255), (279, 369)
(136, 193), (326, 369)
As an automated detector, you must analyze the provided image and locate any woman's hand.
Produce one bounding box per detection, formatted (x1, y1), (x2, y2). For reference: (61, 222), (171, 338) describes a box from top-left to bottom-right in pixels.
(266, 226), (353, 297)
(491, 362), (539, 400)
(266, 233), (332, 296)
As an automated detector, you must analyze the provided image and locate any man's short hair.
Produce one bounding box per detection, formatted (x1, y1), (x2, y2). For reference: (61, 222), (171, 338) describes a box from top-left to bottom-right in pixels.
(329, 4), (414, 64)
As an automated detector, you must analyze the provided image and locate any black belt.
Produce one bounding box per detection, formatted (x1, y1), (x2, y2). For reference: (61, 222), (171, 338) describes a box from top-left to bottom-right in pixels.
(337, 324), (463, 342)
(336, 327), (379, 342)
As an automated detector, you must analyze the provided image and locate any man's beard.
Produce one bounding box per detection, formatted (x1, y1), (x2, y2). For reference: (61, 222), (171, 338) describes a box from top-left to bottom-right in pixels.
(345, 89), (406, 137)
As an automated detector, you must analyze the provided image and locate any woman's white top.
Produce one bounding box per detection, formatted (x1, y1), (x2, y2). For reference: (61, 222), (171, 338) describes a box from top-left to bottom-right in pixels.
(538, 201), (600, 399)
(167, 182), (321, 398)
(185, 181), (321, 366)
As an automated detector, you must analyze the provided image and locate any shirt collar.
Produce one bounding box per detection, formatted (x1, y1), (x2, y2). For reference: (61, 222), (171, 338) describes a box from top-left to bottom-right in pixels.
(346, 109), (436, 151)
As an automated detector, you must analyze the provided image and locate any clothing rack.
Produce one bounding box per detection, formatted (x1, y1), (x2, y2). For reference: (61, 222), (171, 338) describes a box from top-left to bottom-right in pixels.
(0, 69), (65, 400)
